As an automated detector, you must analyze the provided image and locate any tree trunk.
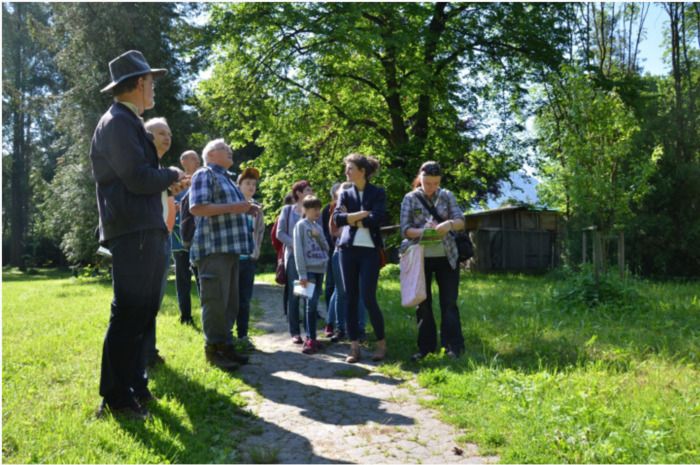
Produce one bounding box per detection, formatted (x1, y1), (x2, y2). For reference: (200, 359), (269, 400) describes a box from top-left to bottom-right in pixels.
(9, 3), (27, 269)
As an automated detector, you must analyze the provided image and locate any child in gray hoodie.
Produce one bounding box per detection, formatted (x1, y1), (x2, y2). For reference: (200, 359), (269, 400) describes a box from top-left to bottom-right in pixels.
(293, 195), (330, 354)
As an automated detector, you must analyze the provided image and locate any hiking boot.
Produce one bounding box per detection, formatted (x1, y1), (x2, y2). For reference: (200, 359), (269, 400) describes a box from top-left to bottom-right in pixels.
(302, 339), (317, 355)
(324, 324), (334, 338)
(205, 344), (240, 371)
(222, 344), (249, 365)
(291, 335), (304, 344)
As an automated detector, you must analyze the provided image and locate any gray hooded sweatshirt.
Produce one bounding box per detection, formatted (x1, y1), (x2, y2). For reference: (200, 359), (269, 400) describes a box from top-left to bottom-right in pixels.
(293, 218), (330, 279)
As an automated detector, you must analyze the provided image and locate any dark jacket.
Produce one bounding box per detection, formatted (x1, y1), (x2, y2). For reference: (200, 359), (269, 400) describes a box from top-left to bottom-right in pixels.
(90, 102), (178, 244)
(333, 183), (387, 249)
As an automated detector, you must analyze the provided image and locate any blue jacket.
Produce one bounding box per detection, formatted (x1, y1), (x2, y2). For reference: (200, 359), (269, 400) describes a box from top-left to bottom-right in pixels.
(90, 102), (178, 244)
(333, 183), (387, 249)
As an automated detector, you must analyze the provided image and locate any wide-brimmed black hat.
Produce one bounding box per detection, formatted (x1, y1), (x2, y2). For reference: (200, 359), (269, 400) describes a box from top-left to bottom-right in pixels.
(100, 50), (167, 93)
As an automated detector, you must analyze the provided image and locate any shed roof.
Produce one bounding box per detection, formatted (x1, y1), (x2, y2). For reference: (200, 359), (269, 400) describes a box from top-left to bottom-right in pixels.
(464, 205), (560, 218)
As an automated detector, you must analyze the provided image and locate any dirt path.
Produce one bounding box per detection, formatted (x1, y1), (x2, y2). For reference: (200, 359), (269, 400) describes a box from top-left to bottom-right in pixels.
(236, 281), (498, 464)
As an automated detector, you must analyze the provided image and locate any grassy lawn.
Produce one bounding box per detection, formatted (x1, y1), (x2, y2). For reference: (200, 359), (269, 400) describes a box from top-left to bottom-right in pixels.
(374, 266), (700, 463)
(2, 268), (260, 463)
(3, 266), (699, 463)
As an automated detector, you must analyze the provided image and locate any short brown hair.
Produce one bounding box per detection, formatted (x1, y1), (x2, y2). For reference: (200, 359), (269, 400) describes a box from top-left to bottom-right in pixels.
(302, 194), (322, 210)
(291, 180), (310, 201)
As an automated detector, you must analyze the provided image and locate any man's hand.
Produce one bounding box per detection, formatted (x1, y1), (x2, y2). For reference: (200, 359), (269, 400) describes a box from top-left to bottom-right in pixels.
(299, 278), (308, 288)
(246, 203), (261, 217)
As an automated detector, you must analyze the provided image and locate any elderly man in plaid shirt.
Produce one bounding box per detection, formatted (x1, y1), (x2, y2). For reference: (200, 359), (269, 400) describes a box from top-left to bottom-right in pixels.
(189, 139), (261, 371)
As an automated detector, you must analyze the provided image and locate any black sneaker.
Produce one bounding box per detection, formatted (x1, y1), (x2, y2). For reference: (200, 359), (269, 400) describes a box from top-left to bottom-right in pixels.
(205, 344), (240, 371)
(96, 398), (149, 421)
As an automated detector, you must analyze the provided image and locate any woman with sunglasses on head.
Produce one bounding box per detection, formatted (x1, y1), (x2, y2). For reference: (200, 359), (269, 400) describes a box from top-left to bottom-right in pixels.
(333, 153), (387, 363)
(400, 161), (466, 361)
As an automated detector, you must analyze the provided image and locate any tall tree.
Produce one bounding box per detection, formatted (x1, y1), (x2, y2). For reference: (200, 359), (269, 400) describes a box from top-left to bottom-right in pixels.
(196, 3), (571, 218)
(41, 3), (202, 263)
(2, 2), (59, 267)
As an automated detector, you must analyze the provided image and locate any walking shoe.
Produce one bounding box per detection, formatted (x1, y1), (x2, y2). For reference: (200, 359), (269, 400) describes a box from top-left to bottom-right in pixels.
(345, 341), (361, 363)
(371, 339), (386, 362)
(205, 344), (240, 371)
(291, 335), (304, 344)
(324, 324), (334, 338)
(96, 398), (149, 421)
(330, 330), (345, 343)
(147, 352), (165, 368)
(222, 344), (250, 365)
(302, 339), (317, 354)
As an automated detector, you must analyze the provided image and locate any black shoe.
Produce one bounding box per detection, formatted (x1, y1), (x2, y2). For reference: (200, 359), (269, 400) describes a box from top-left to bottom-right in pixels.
(147, 353), (165, 368)
(134, 389), (156, 405)
(180, 317), (195, 326)
(330, 330), (345, 343)
(411, 352), (428, 362)
(96, 398), (149, 421)
(222, 344), (249, 365)
(205, 344), (240, 371)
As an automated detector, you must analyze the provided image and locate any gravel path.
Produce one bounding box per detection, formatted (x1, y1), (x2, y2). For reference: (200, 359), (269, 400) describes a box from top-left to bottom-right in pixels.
(236, 281), (498, 464)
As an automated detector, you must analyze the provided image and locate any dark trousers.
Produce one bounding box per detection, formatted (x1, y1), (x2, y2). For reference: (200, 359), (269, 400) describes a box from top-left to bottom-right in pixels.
(416, 256), (465, 355)
(237, 258), (256, 338)
(100, 229), (167, 406)
(339, 246), (384, 341)
(174, 250), (199, 321)
(324, 256), (335, 309)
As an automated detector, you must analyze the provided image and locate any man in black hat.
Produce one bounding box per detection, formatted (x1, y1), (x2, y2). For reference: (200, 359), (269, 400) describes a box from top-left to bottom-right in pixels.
(90, 50), (185, 419)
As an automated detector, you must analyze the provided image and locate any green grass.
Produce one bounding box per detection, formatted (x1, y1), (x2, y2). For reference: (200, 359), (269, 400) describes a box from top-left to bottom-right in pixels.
(2, 268), (257, 463)
(4, 267), (699, 463)
(375, 265), (700, 463)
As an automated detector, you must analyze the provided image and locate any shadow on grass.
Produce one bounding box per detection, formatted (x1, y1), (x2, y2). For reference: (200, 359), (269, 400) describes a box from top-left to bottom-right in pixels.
(114, 363), (344, 463)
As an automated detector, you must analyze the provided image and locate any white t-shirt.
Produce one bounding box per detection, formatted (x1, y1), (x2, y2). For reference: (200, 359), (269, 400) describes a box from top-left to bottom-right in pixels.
(352, 190), (374, 248)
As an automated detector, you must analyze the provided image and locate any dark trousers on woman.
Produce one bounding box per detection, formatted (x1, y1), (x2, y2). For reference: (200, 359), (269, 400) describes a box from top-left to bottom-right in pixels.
(236, 257), (256, 339)
(100, 229), (167, 407)
(174, 250), (199, 322)
(416, 256), (465, 356)
(339, 246), (384, 341)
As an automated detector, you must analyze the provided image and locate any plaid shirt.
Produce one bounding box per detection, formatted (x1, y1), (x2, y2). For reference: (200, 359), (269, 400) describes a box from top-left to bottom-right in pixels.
(400, 187), (464, 270)
(189, 164), (254, 262)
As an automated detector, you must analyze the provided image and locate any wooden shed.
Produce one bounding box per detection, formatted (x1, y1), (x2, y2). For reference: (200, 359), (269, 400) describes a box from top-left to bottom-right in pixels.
(464, 206), (562, 272)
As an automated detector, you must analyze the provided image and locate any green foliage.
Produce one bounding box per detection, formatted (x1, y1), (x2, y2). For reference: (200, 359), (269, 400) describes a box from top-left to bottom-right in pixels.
(196, 3), (571, 222)
(535, 66), (659, 234)
(551, 265), (646, 313)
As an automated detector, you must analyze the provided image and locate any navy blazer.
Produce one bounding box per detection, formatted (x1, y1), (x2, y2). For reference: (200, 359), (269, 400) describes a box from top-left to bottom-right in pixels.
(90, 102), (179, 244)
(333, 183), (387, 249)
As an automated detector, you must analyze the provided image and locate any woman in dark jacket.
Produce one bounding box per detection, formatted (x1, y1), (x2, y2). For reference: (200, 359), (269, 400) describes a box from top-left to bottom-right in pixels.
(333, 153), (387, 363)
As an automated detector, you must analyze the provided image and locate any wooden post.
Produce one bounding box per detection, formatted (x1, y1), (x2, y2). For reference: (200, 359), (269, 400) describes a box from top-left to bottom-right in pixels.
(618, 231), (625, 279)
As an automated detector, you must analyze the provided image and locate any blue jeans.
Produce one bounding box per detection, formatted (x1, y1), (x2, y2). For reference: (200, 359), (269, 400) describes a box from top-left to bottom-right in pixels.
(286, 254), (304, 336)
(101, 229), (167, 405)
(302, 272), (324, 340)
(237, 257), (256, 339)
(328, 250), (367, 335)
(339, 246), (384, 341)
(143, 237), (171, 361)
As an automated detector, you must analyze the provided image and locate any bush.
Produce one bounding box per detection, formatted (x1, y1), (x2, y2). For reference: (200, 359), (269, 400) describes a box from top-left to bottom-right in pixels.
(552, 264), (647, 313)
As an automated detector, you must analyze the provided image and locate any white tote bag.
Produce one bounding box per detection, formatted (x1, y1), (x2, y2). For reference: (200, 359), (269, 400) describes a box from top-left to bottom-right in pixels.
(400, 244), (427, 307)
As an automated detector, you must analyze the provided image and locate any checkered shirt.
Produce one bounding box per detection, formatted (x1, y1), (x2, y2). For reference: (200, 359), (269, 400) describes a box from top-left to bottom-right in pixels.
(399, 188), (464, 269)
(189, 164), (254, 262)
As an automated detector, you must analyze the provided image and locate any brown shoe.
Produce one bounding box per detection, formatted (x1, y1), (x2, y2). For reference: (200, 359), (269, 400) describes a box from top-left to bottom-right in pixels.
(205, 344), (240, 371)
(371, 339), (386, 362)
(345, 341), (361, 363)
(222, 344), (249, 365)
